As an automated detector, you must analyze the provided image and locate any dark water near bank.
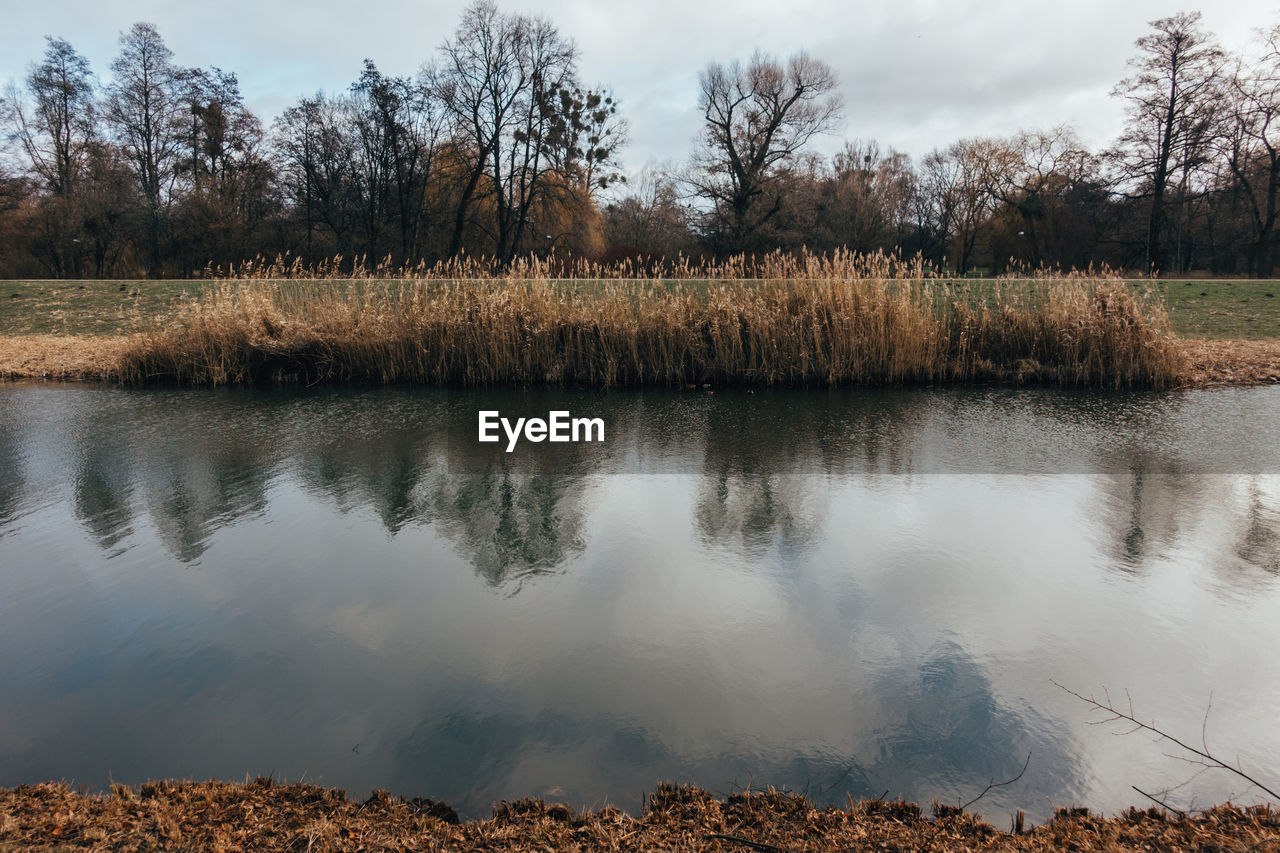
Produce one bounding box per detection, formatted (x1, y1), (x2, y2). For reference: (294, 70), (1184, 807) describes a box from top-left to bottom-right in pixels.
(1, 383), (1279, 822)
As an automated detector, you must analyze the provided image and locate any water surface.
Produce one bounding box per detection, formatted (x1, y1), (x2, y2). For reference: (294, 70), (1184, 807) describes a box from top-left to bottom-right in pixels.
(1, 383), (1278, 822)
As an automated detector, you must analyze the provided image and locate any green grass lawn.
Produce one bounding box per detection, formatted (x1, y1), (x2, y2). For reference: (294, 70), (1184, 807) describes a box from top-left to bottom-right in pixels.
(0, 279), (204, 335)
(1151, 279), (1280, 339)
(2, 277), (1279, 339)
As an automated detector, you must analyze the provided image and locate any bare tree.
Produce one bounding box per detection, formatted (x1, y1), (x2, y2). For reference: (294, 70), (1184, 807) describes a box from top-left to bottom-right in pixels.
(536, 85), (626, 230)
(273, 93), (361, 257)
(809, 141), (915, 254)
(975, 127), (1094, 268)
(604, 164), (695, 257)
(349, 60), (447, 262)
(437, 0), (520, 258)
(177, 68), (262, 195)
(172, 67), (275, 271)
(5, 37), (97, 199)
(2, 36), (99, 275)
(437, 0), (582, 261)
(1220, 24), (1280, 277)
(1112, 12), (1225, 274)
(491, 14), (578, 261)
(687, 50), (841, 254)
(104, 22), (185, 271)
(916, 139), (992, 275)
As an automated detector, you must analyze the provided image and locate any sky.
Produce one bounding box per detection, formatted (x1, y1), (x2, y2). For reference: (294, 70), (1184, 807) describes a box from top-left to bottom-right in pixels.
(2, 0), (1278, 182)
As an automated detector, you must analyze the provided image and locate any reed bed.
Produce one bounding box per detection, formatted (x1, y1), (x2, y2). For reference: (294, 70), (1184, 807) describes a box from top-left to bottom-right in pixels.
(119, 261), (1187, 388)
(206, 247), (939, 281)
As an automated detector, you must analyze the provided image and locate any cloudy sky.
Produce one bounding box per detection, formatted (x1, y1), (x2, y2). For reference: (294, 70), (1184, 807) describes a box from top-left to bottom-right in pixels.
(3, 0), (1277, 179)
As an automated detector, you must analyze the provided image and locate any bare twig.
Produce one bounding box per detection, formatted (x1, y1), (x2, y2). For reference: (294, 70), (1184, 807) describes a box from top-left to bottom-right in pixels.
(958, 752), (1032, 813)
(919, 753), (1032, 852)
(1203, 692), (1213, 755)
(1132, 785), (1187, 818)
(1053, 680), (1279, 802)
(816, 764), (856, 796)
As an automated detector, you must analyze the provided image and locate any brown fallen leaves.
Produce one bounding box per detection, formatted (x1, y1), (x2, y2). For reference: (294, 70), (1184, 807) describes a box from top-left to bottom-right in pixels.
(2, 779), (1279, 853)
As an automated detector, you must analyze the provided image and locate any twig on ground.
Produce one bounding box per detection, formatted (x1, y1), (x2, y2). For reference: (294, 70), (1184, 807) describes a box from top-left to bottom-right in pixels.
(1132, 785), (1187, 818)
(919, 753), (1032, 852)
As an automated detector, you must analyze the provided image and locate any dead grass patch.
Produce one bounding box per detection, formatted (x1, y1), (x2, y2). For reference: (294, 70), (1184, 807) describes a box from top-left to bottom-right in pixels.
(0, 335), (129, 381)
(1, 779), (1278, 852)
(1178, 338), (1280, 385)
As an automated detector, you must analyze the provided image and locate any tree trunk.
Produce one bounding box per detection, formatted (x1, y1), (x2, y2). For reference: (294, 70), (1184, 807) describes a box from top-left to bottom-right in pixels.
(448, 150), (489, 259)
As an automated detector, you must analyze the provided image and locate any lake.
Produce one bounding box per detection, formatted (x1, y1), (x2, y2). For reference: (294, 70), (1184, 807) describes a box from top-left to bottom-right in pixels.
(1, 382), (1278, 823)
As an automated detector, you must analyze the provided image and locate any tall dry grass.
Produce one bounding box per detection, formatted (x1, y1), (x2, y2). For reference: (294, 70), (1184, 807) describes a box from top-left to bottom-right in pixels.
(204, 247), (937, 281)
(119, 256), (1187, 388)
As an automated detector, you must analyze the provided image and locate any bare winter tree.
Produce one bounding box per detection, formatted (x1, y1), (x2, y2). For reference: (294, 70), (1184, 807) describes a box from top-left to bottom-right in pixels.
(809, 141), (916, 254)
(687, 50), (842, 254)
(437, 0), (523, 258)
(104, 22), (186, 271)
(350, 60), (447, 263)
(975, 127), (1094, 268)
(491, 14), (578, 260)
(273, 93), (361, 257)
(537, 86), (626, 212)
(604, 164), (696, 257)
(1220, 24), (1280, 277)
(916, 140), (992, 275)
(1112, 12), (1225, 274)
(177, 68), (263, 197)
(172, 67), (274, 271)
(437, 0), (585, 261)
(2, 36), (99, 275)
(5, 37), (97, 199)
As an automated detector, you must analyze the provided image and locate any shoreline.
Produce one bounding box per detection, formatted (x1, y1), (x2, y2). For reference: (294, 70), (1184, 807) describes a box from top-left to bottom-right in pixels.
(2, 780), (1278, 852)
(2, 334), (1279, 388)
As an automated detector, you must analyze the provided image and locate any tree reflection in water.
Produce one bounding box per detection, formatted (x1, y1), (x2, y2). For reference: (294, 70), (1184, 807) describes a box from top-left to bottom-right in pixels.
(2, 383), (1280, 820)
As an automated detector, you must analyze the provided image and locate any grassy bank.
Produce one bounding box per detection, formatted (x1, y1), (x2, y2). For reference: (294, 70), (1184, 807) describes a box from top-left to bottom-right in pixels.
(1157, 279), (1280, 339)
(110, 274), (1185, 388)
(3, 276), (1278, 340)
(0, 280), (199, 336)
(3, 779), (1278, 852)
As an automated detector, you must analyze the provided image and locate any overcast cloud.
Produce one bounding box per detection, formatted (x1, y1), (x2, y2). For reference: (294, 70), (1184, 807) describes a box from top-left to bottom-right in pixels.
(2, 0), (1277, 181)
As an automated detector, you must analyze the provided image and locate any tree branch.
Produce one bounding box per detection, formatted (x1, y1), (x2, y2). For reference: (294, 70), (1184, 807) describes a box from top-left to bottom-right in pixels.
(1052, 681), (1279, 802)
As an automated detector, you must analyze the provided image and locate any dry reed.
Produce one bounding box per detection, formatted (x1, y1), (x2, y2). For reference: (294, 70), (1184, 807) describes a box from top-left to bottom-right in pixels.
(121, 255), (1187, 388)
(205, 247), (938, 281)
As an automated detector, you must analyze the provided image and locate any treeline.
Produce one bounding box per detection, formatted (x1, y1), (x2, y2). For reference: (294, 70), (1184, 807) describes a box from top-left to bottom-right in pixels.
(1, 6), (1278, 278)
(0, 1), (623, 278)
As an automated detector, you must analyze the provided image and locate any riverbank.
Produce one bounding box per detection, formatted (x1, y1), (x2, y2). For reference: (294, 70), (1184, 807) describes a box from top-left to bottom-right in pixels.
(0, 275), (1188, 388)
(2, 780), (1277, 852)
(4, 272), (1279, 388)
(2, 334), (1278, 387)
